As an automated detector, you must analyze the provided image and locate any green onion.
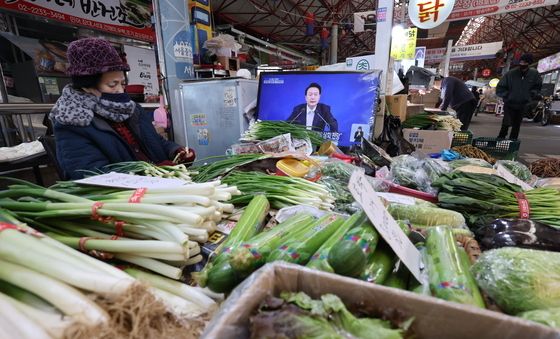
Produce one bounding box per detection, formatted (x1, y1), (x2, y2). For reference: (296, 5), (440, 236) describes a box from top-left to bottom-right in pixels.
(241, 120), (324, 145)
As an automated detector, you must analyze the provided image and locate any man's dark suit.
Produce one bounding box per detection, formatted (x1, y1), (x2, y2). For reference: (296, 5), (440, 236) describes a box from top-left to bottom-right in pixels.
(287, 103), (338, 132)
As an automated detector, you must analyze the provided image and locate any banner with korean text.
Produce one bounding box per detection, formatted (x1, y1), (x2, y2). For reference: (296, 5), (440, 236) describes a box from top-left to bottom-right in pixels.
(0, 0), (154, 42)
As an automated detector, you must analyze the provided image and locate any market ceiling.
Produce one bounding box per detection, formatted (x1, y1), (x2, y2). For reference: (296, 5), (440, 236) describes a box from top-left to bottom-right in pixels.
(212, 1), (560, 64)
(212, 0), (383, 61)
(459, 4), (560, 68)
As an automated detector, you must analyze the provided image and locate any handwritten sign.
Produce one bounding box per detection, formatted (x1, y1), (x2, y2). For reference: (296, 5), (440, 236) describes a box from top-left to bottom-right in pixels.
(75, 172), (186, 189)
(377, 192), (416, 206)
(349, 171), (422, 282)
(495, 164), (533, 191)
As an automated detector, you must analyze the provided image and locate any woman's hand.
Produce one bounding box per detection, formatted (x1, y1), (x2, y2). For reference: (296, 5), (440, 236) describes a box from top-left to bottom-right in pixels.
(173, 147), (196, 164)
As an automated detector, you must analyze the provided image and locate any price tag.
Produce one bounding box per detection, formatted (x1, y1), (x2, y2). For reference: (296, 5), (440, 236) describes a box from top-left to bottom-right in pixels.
(349, 171), (422, 282)
(495, 164), (533, 191)
(75, 172), (187, 189)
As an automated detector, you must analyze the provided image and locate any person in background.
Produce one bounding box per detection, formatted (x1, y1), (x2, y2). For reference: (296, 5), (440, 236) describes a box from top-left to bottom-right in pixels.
(354, 126), (364, 143)
(433, 76), (477, 131)
(288, 83), (338, 132)
(496, 53), (543, 140)
(50, 37), (195, 180)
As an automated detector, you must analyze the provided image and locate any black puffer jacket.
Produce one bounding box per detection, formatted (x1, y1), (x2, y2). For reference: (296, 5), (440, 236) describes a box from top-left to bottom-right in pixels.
(496, 67), (542, 109)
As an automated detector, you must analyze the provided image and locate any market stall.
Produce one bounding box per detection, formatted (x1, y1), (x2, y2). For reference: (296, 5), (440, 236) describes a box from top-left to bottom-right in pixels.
(1, 106), (560, 337)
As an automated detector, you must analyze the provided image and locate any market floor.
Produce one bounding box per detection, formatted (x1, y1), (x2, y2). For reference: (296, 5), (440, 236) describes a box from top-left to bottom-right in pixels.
(468, 112), (560, 164)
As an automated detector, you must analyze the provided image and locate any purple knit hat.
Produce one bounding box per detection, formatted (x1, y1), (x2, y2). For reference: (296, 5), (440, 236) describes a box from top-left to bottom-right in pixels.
(66, 38), (130, 76)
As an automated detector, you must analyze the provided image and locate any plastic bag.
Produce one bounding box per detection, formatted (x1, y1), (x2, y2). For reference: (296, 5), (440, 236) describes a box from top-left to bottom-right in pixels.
(374, 114), (415, 157)
(495, 160), (532, 182)
(389, 155), (437, 193)
(448, 158), (493, 169)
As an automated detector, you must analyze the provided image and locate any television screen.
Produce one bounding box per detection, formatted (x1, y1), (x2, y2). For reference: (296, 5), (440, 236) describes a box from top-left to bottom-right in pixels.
(256, 71), (381, 147)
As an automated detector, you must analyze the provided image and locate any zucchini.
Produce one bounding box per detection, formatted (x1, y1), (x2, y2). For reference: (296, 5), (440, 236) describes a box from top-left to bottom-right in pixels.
(360, 241), (396, 284)
(307, 212), (368, 273)
(388, 203), (466, 228)
(266, 214), (343, 265)
(229, 213), (316, 275)
(327, 220), (379, 277)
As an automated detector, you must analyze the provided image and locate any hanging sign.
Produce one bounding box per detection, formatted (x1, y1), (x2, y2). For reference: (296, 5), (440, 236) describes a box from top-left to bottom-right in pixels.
(423, 41), (503, 63)
(447, 0), (558, 21)
(0, 0), (154, 42)
(390, 27), (417, 60)
(123, 45), (160, 99)
(353, 10), (377, 33)
(408, 0), (455, 29)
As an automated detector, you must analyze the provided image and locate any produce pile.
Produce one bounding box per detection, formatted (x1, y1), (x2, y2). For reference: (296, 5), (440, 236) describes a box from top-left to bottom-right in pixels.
(530, 158), (560, 178)
(451, 145), (496, 164)
(4, 130), (560, 337)
(250, 292), (409, 339)
(240, 120), (324, 146)
(402, 113), (463, 131)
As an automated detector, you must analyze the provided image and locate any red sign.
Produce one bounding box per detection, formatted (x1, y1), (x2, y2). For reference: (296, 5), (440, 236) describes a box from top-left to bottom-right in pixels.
(482, 68), (492, 77)
(0, 0), (154, 42)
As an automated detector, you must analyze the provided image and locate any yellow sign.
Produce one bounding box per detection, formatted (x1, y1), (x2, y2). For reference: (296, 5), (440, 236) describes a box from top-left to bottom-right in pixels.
(489, 78), (500, 88)
(391, 28), (417, 60)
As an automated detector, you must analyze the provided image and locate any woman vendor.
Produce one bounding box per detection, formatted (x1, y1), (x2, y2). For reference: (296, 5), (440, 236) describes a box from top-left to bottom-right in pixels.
(50, 37), (194, 180)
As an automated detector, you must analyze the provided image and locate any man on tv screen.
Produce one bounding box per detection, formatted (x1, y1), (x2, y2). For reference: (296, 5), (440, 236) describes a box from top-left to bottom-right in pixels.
(287, 83), (338, 133)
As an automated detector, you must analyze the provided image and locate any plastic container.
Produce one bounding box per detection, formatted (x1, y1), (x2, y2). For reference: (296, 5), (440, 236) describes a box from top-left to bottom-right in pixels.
(451, 130), (473, 147)
(472, 137), (521, 160)
(275, 158), (310, 177)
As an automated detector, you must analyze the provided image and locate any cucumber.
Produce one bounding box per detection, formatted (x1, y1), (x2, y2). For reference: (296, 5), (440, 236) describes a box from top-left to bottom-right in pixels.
(388, 203), (465, 228)
(383, 262), (410, 290)
(327, 220), (379, 277)
(204, 260), (244, 294)
(229, 213), (316, 275)
(360, 241), (396, 284)
(266, 214), (343, 265)
(197, 195), (269, 288)
(213, 195), (270, 259)
(307, 212), (368, 273)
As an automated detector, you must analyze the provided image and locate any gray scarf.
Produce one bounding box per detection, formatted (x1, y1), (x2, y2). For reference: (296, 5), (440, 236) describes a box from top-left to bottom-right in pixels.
(50, 85), (136, 126)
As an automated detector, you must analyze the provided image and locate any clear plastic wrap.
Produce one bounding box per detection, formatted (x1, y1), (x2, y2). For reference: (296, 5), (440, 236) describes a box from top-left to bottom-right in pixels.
(202, 262), (557, 339)
(495, 160), (532, 182)
(472, 247), (560, 314)
(388, 155), (450, 195)
(448, 158), (493, 169)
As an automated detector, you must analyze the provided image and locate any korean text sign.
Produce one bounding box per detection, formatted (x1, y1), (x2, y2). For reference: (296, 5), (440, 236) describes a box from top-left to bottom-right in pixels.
(0, 0), (154, 42)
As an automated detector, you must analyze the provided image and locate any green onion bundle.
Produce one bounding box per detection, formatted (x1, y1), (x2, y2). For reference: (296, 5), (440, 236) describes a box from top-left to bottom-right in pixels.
(402, 113), (462, 131)
(0, 209), (215, 337)
(0, 178), (239, 279)
(222, 171), (335, 210)
(241, 120), (324, 145)
(433, 172), (560, 228)
(102, 161), (194, 182)
(191, 154), (270, 183)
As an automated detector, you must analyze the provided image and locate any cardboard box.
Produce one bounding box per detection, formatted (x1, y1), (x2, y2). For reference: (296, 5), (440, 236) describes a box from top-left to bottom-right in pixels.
(217, 56), (240, 71)
(407, 103), (425, 118)
(403, 129), (453, 154)
(385, 94), (407, 121)
(410, 88), (441, 108)
(203, 263), (556, 339)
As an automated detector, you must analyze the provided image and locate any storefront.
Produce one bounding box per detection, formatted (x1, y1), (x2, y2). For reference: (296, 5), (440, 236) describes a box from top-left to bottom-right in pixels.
(0, 1), (160, 105)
